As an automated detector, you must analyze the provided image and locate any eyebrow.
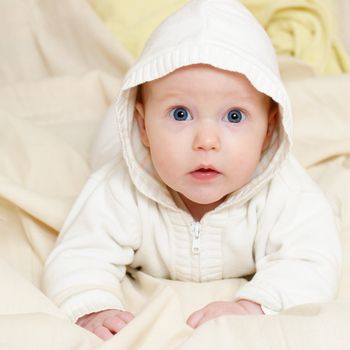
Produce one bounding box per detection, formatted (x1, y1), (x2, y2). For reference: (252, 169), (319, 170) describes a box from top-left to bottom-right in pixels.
(148, 88), (255, 103)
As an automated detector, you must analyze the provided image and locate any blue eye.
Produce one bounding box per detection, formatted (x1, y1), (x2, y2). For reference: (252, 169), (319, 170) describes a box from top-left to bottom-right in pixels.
(224, 109), (245, 123)
(170, 107), (192, 121)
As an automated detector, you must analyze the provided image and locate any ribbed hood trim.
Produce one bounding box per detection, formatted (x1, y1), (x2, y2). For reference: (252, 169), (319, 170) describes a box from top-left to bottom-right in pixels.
(114, 1), (293, 212)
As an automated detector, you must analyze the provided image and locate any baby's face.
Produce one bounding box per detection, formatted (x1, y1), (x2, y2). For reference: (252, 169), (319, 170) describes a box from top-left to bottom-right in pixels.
(135, 64), (276, 216)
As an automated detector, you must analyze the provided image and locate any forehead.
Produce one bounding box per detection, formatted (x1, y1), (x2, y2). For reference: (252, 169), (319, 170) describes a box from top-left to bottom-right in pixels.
(140, 64), (269, 104)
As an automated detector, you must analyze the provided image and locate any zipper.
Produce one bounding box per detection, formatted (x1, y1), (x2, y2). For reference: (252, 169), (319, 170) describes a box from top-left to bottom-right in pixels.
(191, 222), (201, 255)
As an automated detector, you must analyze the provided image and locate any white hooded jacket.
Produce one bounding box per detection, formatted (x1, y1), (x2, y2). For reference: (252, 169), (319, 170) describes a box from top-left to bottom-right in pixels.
(43, 0), (341, 321)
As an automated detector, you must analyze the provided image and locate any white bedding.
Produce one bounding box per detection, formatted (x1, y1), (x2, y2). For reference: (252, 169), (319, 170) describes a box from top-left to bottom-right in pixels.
(1, 1), (350, 349)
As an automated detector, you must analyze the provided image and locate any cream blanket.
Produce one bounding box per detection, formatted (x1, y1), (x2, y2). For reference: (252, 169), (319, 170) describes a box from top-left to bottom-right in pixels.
(1, 0), (350, 349)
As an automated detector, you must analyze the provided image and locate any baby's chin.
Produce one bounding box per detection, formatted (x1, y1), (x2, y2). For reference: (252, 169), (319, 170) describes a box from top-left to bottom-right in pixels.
(179, 192), (228, 208)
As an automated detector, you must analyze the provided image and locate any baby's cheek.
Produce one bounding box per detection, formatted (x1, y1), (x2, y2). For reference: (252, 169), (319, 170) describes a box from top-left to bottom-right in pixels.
(234, 151), (261, 180)
(150, 152), (175, 182)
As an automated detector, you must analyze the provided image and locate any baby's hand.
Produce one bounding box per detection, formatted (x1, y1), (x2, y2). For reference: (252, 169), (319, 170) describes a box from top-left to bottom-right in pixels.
(186, 299), (263, 329)
(76, 309), (134, 340)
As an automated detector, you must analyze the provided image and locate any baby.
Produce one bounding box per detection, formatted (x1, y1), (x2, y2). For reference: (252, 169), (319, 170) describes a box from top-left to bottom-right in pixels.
(43, 0), (341, 341)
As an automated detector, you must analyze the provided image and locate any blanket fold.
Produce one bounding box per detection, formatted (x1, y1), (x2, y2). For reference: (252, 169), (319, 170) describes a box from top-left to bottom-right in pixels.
(1, 0), (350, 348)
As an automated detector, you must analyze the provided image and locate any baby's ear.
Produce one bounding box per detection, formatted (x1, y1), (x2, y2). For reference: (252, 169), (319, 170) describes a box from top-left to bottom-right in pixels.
(135, 102), (150, 147)
(262, 101), (278, 151)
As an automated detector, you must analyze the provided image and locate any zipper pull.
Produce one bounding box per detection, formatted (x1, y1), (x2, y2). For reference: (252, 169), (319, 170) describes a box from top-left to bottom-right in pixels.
(191, 222), (201, 254)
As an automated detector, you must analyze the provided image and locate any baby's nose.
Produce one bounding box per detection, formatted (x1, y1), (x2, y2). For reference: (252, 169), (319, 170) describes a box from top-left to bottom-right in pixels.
(192, 122), (220, 151)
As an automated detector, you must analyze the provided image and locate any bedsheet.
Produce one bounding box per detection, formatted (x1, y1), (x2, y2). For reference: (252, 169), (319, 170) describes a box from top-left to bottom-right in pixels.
(1, 0), (350, 349)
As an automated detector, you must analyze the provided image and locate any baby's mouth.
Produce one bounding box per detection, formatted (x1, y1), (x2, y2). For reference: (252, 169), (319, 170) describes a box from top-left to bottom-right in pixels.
(192, 165), (220, 172)
(196, 168), (218, 173)
(190, 166), (221, 180)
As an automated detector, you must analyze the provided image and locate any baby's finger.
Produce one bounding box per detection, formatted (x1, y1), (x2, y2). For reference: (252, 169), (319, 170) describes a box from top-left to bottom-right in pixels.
(119, 311), (135, 323)
(192, 312), (217, 328)
(94, 325), (114, 341)
(186, 309), (205, 329)
(103, 316), (127, 333)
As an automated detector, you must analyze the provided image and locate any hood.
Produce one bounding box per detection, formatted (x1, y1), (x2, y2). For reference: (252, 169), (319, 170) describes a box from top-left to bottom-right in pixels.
(114, 0), (292, 211)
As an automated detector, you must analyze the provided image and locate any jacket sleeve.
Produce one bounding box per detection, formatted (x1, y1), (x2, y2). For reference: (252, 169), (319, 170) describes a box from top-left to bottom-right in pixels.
(42, 162), (141, 322)
(234, 162), (342, 313)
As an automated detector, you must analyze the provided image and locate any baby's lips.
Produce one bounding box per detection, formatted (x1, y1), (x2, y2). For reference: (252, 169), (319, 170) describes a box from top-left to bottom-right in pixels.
(191, 164), (220, 173)
(189, 166), (222, 180)
(194, 168), (219, 173)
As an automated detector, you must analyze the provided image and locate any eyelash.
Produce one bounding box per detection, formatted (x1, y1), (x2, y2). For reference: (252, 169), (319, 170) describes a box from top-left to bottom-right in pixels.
(223, 109), (246, 123)
(169, 106), (247, 123)
(169, 107), (193, 121)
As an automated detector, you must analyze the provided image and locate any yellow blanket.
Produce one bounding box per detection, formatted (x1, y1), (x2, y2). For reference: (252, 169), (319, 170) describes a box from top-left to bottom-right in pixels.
(1, 0), (350, 348)
(89, 0), (350, 74)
